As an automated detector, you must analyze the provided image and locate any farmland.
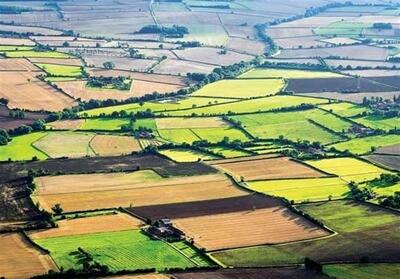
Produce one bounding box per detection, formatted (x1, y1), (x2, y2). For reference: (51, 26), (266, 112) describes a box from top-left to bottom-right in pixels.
(159, 149), (217, 162)
(239, 68), (343, 79)
(330, 134), (400, 155)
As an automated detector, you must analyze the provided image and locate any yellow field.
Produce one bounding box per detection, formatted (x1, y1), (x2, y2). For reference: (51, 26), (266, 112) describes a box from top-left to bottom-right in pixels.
(306, 157), (390, 183)
(155, 117), (226, 129)
(159, 149), (217, 162)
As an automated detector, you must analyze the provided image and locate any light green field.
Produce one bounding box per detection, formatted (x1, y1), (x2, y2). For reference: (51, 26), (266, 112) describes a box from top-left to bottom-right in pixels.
(35, 230), (205, 271)
(319, 102), (369, 117)
(159, 148), (217, 162)
(306, 109), (353, 133)
(35, 63), (82, 77)
(45, 77), (78, 82)
(212, 200), (400, 267)
(247, 177), (349, 202)
(132, 118), (158, 131)
(2, 50), (72, 58)
(0, 46), (33, 51)
(232, 110), (342, 144)
(175, 24), (229, 46)
(166, 96), (328, 116)
(239, 68), (343, 79)
(158, 128), (200, 144)
(353, 115), (400, 131)
(306, 157), (389, 183)
(80, 97), (236, 117)
(330, 134), (400, 155)
(371, 182), (400, 197)
(33, 132), (96, 158)
(192, 127), (250, 143)
(0, 132), (48, 161)
(192, 79), (284, 99)
(206, 146), (250, 158)
(315, 21), (371, 37)
(80, 118), (130, 131)
(324, 263), (400, 279)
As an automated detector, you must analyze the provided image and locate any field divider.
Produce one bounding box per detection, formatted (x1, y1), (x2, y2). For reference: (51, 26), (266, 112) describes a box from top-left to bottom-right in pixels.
(30, 133), (51, 159)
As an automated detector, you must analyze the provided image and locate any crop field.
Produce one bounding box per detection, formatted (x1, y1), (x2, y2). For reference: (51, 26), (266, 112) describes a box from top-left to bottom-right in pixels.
(353, 115), (400, 131)
(211, 156), (325, 181)
(155, 117), (226, 129)
(1, 50), (72, 58)
(324, 263), (400, 279)
(35, 63), (82, 77)
(247, 177), (349, 203)
(47, 119), (84, 130)
(158, 128), (200, 144)
(80, 118), (130, 131)
(298, 91), (400, 105)
(306, 157), (389, 183)
(35, 230), (205, 271)
(191, 79), (284, 99)
(173, 206), (329, 251)
(90, 135), (142, 156)
(212, 200), (400, 266)
(239, 68), (343, 79)
(206, 147), (250, 158)
(0, 233), (57, 278)
(319, 102), (369, 117)
(32, 132), (96, 158)
(153, 58), (214, 76)
(0, 58), (39, 71)
(28, 57), (83, 66)
(364, 154), (400, 172)
(159, 149), (217, 162)
(314, 21), (371, 37)
(30, 213), (142, 239)
(0, 72), (76, 111)
(330, 134), (400, 155)
(0, 132), (48, 161)
(34, 172), (246, 212)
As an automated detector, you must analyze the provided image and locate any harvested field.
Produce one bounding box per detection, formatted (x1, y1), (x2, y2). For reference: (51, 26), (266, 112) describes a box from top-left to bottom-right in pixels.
(0, 58), (39, 71)
(90, 134), (142, 156)
(274, 36), (325, 49)
(226, 37), (265, 56)
(83, 55), (156, 72)
(239, 68), (343, 79)
(0, 233), (57, 278)
(298, 91), (400, 104)
(28, 57), (83, 66)
(128, 194), (281, 220)
(172, 267), (328, 279)
(152, 59), (214, 75)
(30, 213), (142, 239)
(344, 70), (400, 77)
(0, 72), (75, 111)
(368, 76), (400, 90)
(33, 172), (246, 212)
(47, 119), (84, 130)
(0, 24), (61, 35)
(0, 37), (34, 46)
(173, 206), (329, 251)
(211, 156), (326, 181)
(0, 154), (218, 183)
(374, 144), (400, 155)
(325, 59), (400, 69)
(155, 117), (225, 129)
(363, 154), (400, 171)
(287, 77), (396, 93)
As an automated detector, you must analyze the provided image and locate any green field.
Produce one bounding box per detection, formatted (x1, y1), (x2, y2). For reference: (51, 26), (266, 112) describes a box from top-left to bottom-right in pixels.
(0, 132), (48, 161)
(239, 68), (343, 79)
(35, 63), (82, 77)
(212, 200), (400, 266)
(158, 128), (200, 144)
(191, 127), (250, 143)
(159, 148), (218, 162)
(231, 110), (342, 144)
(1, 50), (72, 58)
(315, 21), (371, 37)
(306, 157), (389, 183)
(0, 45), (33, 51)
(132, 118), (158, 131)
(324, 263), (400, 279)
(247, 177), (349, 202)
(353, 115), (400, 131)
(35, 229), (207, 271)
(330, 134), (400, 155)
(175, 24), (229, 46)
(206, 146), (250, 158)
(80, 118), (130, 131)
(319, 102), (369, 117)
(192, 79), (284, 99)
(80, 97), (236, 117)
(166, 96), (328, 116)
(32, 132), (95, 158)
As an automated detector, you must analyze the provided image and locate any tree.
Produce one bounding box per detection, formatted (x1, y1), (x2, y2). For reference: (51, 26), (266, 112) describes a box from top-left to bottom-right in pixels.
(51, 203), (63, 215)
(103, 61), (115, 69)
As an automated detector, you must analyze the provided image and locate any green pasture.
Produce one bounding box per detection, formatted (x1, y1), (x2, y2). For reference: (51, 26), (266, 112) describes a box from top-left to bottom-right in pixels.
(2, 50), (72, 58)
(35, 63), (82, 77)
(0, 132), (48, 161)
(206, 146), (250, 158)
(315, 21), (371, 37)
(80, 118), (130, 131)
(319, 102), (369, 117)
(330, 134), (400, 155)
(239, 68), (343, 79)
(353, 115), (400, 131)
(324, 263), (400, 279)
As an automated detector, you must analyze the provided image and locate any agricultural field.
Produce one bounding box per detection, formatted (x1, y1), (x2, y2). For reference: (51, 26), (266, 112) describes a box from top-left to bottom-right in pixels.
(323, 263), (400, 279)
(159, 149), (218, 162)
(35, 63), (82, 77)
(353, 115), (400, 131)
(80, 118), (130, 131)
(239, 68), (344, 79)
(89, 135), (142, 156)
(0, 132), (48, 161)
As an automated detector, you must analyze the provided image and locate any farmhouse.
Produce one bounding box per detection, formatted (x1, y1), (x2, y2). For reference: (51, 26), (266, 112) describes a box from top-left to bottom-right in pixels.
(146, 218), (184, 242)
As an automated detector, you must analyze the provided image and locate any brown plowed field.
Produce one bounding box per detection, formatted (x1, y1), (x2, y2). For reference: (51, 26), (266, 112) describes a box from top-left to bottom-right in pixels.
(34, 173), (246, 212)
(173, 206), (329, 251)
(0, 105), (48, 130)
(47, 119), (84, 130)
(0, 58), (40, 71)
(0, 233), (57, 279)
(207, 154), (280, 165)
(0, 72), (76, 111)
(213, 156), (325, 181)
(129, 194), (281, 220)
(29, 213), (142, 239)
(90, 134), (142, 156)
(363, 154), (400, 171)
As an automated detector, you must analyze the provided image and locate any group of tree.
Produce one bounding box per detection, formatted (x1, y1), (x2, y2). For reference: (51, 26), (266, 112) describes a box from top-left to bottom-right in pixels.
(86, 76), (131, 91)
(380, 192), (400, 209)
(0, 5), (32, 14)
(348, 181), (375, 201)
(373, 22), (392, 29)
(137, 24), (189, 38)
(0, 129), (10, 145)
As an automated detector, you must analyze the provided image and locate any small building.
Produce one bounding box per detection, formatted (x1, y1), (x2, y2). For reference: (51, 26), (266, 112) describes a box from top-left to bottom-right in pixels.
(145, 218), (184, 242)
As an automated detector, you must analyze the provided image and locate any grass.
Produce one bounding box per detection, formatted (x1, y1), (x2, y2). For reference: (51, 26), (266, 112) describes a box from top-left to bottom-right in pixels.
(323, 263), (400, 279)
(0, 132), (48, 161)
(211, 200), (400, 266)
(158, 128), (200, 144)
(80, 97), (235, 117)
(80, 118), (130, 131)
(239, 68), (343, 79)
(192, 79), (284, 99)
(2, 50), (72, 58)
(35, 63), (82, 77)
(330, 134), (400, 155)
(191, 127), (250, 143)
(0, 46), (33, 51)
(132, 118), (158, 131)
(35, 230), (202, 271)
(315, 21), (371, 37)
(319, 102), (369, 117)
(306, 157), (389, 183)
(353, 115), (400, 131)
(45, 77), (78, 82)
(159, 148), (217, 162)
(177, 24), (228, 46)
(166, 96), (328, 116)
(206, 146), (250, 158)
(247, 177), (349, 202)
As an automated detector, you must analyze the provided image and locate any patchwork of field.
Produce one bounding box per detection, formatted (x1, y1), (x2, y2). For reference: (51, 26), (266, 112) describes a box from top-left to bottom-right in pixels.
(330, 134), (400, 155)
(212, 200), (400, 266)
(298, 91), (400, 104)
(353, 115), (400, 131)
(0, 233), (57, 278)
(90, 135), (142, 156)
(324, 263), (400, 279)
(33, 172), (246, 212)
(0, 105), (48, 130)
(239, 68), (343, 79)
(0, 132), (49, 161)
(35, 63), (82, 77)
(159, 149), (217, 162)
(155, 117), (225, 129)
(209, 155), (325, 181)
(319, 102), (369, 117)
(306, 157), (389, 183)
